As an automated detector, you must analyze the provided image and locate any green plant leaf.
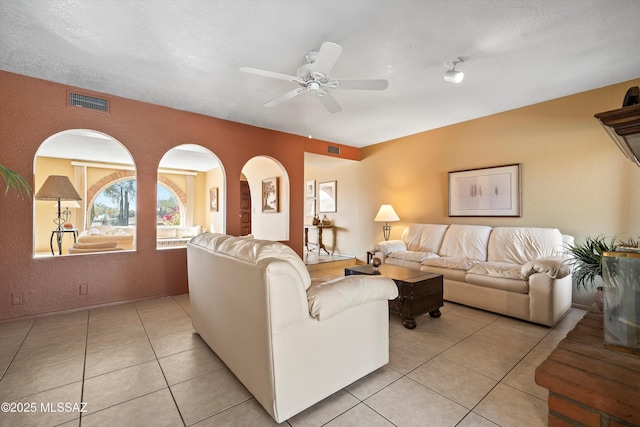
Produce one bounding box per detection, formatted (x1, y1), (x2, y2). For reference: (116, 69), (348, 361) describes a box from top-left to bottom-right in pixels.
(0, 165), (32, 199)
(565, 235), (617, 291)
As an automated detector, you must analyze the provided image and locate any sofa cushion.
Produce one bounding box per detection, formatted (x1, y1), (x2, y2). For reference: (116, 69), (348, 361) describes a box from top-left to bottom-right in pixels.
(177, 225), (202, 238)
(385, 257), (423, 270)
(421, 265), (467, 282)
(388, 250), (439, 263)
(157, 227), (178, 238)
(189, 232), (312, 290)
(307, 276), (398, 321)
(422, 256), (479, 271)
(439, 224), (493, 261)
(468, 261), (525, 280)
(488, 227), (563, 265)
(72, 241), (118, 249)
(465, 273), (529, 294)
(402, 223), (449, 253)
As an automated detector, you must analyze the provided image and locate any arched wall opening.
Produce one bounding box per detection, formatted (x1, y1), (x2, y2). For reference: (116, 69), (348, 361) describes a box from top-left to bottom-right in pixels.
(157, 144), (225, 248)
(33, 129), (136, 256)
(241, 156), (290, 241)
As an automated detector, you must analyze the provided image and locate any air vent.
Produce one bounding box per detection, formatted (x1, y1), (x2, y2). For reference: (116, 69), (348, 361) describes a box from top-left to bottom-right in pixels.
(327, 145), (340, 155)
(68, 92), (109, 112)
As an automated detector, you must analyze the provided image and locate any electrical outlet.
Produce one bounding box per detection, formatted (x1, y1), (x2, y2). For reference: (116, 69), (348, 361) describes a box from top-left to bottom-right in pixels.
(79, 284), (88, 295)
(12, 293), (23, 305)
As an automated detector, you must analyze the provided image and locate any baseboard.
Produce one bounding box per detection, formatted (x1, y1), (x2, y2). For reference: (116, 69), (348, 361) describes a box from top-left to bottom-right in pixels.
(0, 293), (185, 324)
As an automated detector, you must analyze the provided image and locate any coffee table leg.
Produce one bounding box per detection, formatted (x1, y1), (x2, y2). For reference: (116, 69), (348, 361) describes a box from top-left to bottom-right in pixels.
(402, 316), (417, 329)
(429, 309), (442, 318)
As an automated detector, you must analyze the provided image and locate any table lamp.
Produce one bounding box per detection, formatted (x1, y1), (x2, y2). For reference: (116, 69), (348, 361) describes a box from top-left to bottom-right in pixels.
(374, 204), (400, 241)
(35, 175), (82, 254)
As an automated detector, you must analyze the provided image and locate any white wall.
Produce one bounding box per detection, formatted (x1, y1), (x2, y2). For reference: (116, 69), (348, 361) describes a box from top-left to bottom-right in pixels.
(242, 156), (290, 241)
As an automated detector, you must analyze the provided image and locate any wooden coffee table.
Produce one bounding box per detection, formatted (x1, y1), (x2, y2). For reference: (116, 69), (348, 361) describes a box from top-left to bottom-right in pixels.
(345, 264), (443, 329)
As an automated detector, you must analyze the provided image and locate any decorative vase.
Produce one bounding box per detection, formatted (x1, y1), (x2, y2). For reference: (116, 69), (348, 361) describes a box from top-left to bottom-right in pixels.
(371, 257), (381, 274)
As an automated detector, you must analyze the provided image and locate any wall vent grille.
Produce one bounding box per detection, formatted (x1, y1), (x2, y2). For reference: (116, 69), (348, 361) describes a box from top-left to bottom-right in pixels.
(68, 92), (109, 112)
(327, 145), (340, 155)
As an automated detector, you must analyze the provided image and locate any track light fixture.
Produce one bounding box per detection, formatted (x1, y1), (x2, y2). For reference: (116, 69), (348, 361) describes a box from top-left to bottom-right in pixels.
(444, 58), (464, 83)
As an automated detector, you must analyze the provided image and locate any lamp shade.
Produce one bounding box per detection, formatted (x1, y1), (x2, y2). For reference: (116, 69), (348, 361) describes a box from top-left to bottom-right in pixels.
(374, 205), (400, 222)
(35, 175), (82, 201)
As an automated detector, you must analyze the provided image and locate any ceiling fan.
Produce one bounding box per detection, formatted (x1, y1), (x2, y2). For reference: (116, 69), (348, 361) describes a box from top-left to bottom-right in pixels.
(240, 42), (388, 113)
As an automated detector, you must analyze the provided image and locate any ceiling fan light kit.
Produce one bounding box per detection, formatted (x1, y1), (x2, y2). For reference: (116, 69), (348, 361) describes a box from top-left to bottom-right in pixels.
(240, 42), (389, 113)
(444, 58), (464, 83)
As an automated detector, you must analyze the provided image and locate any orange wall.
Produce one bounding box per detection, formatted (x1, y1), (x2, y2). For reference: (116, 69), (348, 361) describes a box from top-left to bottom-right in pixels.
(0, 71), (308, 320)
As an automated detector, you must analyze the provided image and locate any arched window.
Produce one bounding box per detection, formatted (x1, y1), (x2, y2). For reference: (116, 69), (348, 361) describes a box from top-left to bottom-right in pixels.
(157, 183), (183, 226)
(89, 178), (136, 227)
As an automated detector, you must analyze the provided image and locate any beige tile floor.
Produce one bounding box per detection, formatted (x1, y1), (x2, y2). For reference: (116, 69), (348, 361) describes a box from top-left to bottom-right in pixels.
(0, 268), (586, 427)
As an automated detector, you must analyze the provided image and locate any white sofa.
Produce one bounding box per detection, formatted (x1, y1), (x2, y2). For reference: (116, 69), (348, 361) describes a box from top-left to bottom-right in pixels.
(374, 224), (573, 326)
(77, 225), (135, 250)
(187, 232), (398, 423)
(157, 225), (202, 247)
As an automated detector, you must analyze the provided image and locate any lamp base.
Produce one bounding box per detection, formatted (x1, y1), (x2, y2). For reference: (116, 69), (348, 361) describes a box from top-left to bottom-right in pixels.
(382, 224), (391, 241)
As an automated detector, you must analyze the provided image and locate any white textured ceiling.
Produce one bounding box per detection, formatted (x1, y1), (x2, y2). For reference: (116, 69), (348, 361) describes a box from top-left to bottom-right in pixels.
(2, 0), (640, 150)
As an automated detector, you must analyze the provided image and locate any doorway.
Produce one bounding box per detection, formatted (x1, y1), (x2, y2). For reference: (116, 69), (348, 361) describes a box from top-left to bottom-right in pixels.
(240, 180), (251, 235)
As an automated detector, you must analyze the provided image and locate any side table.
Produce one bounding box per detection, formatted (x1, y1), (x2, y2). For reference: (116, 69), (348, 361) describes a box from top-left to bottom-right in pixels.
(50, 228), (78, 255)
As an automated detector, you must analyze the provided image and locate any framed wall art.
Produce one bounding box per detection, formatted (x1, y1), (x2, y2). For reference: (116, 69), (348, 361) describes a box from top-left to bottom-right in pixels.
(318, 181), (337, 213)
(209, 187), (218, 212)
(305, 199), (316, 217)
(305, 180), (316, 198)
(262, 176), (279, 213)
(448, 164), (521, 217)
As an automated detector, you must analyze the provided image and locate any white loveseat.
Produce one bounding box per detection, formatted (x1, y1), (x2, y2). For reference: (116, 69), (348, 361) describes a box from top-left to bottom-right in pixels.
(374, 224), (573, 326)
(187, 233), (398, 423)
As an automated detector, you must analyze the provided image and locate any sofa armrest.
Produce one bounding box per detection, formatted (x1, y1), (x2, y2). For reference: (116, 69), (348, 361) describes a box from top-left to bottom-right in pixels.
(307, 276), (398, 321)
(373, 239), (406, 256)
(521, 256), (571, 279)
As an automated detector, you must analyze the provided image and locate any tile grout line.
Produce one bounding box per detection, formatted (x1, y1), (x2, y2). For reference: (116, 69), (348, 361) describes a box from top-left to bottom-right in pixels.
(77, 311), (91, 427)
(0, 320), (35, 384)
(135, 299), (189, 427)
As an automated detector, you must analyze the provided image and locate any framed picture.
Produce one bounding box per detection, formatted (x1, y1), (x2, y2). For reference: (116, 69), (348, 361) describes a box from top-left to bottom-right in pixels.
(209, 187), (218, 212)
(305, 180), (316, 198)
(318, 181), (337, 213)
(305, 199), (316, 217)
(262, 177), (279, 213)
(448, 164), (521, 217)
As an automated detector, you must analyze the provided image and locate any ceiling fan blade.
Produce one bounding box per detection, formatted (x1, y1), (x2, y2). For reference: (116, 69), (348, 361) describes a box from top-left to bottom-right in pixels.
(264, 88), (305, 107)
(311, 42), (342, 75)
(316, 92), (342, 113)
(240, 67), (298, 82)
(334, 79), (389, 90)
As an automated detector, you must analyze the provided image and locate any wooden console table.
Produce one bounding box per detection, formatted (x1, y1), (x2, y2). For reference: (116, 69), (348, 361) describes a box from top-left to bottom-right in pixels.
(535, 307), (640, 426)
(304, 225), (332, 255)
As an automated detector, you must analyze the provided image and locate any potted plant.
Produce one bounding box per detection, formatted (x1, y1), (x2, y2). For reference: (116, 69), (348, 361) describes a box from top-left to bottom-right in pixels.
(0, 165), (31, 198)
(566, 236), (617, 290)
(565, 236), (617, 310)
